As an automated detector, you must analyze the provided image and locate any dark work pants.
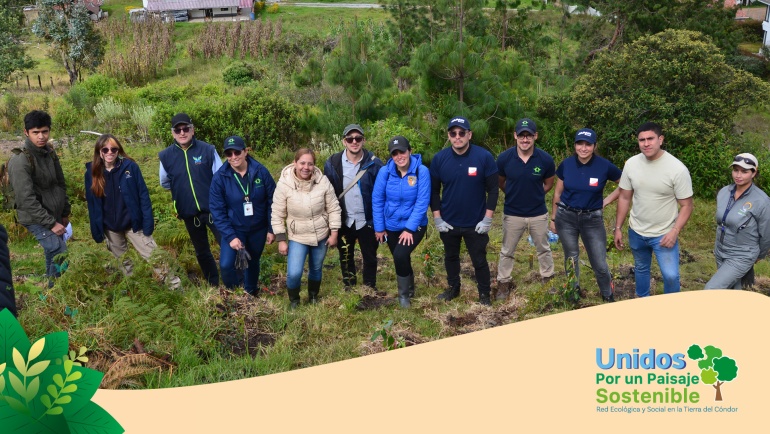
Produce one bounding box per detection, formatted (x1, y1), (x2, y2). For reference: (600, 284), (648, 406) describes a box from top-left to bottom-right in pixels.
(386, 226), (426, 278)
(337, 223), (378, 288)
(439, 226), (491, 296)
(183, 212), (221, 286)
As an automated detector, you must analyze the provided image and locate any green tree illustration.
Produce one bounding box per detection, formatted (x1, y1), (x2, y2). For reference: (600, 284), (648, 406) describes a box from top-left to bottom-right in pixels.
(0, 308), (123, 433)
(687, 344), (738, 402)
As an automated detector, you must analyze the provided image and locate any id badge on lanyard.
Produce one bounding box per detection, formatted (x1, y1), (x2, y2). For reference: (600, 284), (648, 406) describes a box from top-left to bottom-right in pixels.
(243, 199), (253, 216)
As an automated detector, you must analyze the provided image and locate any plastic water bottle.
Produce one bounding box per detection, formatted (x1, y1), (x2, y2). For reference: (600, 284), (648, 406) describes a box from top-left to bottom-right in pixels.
(528, 231), (559, 246)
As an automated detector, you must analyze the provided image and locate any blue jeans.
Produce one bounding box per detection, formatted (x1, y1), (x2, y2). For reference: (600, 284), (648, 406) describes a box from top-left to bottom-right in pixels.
(554, 208), (613, 297)
(628, 228), (680, 297)
(286, 240), (328, 289)
(220, 227), (268, 294)
(24, 224), (67, 279)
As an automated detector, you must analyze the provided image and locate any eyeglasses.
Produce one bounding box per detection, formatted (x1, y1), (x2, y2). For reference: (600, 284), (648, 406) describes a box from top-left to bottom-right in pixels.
(391, 149), (407, 156)
(173, 126), (192, 134)
(101, 147), (119, 154)
(344, 136), (364, 144)
(733, 156), (756, 167)
(517, 134), (534, 140)
(224, 149), (244, 157)
(448, 130), (467, 138)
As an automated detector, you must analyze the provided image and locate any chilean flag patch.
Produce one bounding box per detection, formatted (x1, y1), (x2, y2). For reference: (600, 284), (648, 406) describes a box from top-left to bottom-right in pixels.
(589, 177), (599, 187)
(468, 167), (478, 176)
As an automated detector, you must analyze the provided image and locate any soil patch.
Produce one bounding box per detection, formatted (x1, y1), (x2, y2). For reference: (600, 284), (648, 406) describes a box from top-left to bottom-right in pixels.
(355, 291), (395, 310)
(212, 288), (281, 358)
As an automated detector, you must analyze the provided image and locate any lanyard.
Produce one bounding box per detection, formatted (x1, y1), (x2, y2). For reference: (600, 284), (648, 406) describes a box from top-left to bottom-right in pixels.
(720, 185), (750, 242)
(234, 172), (250, 202)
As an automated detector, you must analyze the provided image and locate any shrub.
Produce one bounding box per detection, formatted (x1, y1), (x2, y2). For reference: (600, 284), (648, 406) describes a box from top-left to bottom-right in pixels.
(131, 104), (156, 142)
(94, 97), (127, 132)
(79, 74), (119, 99)
(267, 3), (279, 13)
(223, 62), (260, 86)
(0, 93), (22, 132)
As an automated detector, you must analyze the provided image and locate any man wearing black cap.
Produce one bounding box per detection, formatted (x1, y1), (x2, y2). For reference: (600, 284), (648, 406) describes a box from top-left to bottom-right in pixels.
(323, 124), (384, 290)
(430, 116), (498, 305)
(159, 113), (224, 286)
(495, 118), (556, 301)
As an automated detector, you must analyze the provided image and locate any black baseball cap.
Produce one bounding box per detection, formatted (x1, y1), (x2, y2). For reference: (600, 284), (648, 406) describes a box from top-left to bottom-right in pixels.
(171, 113), (192, 128)
(224, 135), (246, 151)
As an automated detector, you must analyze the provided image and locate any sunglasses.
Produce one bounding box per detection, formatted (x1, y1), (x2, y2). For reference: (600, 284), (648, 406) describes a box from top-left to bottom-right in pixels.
(225, 149), (244, 157)
(733, 156), (756, 167)
(448, 130), (467, 138)
(344, 136), (364, 144)
(101, 147), (119, 154)
(173, 126), (192, 134)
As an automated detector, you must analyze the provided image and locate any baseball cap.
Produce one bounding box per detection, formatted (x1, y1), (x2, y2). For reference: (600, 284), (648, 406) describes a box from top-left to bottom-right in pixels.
(388, 136), (410, 154)
(342, 124), (364, 137)
(515, 118), (537, 135)
(223, 135), (246, 151)
(731, 153), (758, 171)
(171, 113), (192, 128)
(574, 128), (597, 145)
(447, 117), (471, 131)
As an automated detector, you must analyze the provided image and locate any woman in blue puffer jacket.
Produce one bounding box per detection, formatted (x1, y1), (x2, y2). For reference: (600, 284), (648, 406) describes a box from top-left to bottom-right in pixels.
(372, 136), (430, 308)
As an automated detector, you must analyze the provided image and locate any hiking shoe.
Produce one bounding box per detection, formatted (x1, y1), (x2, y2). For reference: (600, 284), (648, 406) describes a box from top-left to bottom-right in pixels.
(437, 287), (460, 301)
(479, 294), (491, 306)
(602, 294), (616, 303)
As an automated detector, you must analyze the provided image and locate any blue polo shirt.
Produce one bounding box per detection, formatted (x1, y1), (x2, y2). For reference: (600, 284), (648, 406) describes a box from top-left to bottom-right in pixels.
(556, 154), (622, 210)
(430, 144), (498, 227)
(497, 147), (555, 217)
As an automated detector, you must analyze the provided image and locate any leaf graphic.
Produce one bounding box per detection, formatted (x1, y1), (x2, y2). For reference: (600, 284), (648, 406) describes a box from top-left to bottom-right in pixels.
(0, 375), (5, 394)
(13, 348), (27, 376)
(67, 371), (82, 382)
(59, 366), (104, 416)
(64, 359), (73, 375)
(0, 361), (5, 373)
(66, 400), (125, 434)
(47, 385), (57, 396)
(28, 337), (45, 362)
(61, 384), (77, 394)
(5, 396), (29, 414)
(9, 371), (26, 398)
(0, 309), (31, 365)
(35, 332), (69, 363)
(26, 377), (40, 401)
(27, 360), (50, 377)
(41, 394), (52, 409)
(46, 406), (63, 415)
(53, 374), (64, 388)
(54, 395), (71, 405)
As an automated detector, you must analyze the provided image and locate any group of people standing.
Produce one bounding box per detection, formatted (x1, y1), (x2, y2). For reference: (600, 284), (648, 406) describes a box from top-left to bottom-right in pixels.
(1, 109), (768, 317)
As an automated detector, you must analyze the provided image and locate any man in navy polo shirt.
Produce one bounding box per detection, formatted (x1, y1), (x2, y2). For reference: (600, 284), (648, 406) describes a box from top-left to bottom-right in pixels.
(430, 116), (498, 305)
(495, 118), (556, 301)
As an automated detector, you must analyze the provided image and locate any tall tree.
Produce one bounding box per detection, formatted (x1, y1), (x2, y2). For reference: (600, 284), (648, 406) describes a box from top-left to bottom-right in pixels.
(379, 0), (429, 90)
(32, 0), (104, 85)
(0, 0), (34, 84)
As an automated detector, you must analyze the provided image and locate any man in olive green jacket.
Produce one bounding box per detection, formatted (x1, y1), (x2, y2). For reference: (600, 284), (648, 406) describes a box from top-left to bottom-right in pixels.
(8, 110), (71, 284)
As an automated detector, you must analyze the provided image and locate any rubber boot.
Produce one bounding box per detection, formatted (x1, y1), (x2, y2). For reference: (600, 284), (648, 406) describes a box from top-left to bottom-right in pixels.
(287, 286), (301, 309)
(437, 283), (461, 301)
(308, 280), (321, 304)
(407, 273), (415, 299)
(396, 275), (411, 308)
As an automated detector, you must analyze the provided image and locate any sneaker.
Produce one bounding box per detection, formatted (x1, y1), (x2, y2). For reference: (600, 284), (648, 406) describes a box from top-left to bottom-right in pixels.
(437, 287), (460, 301)
(479, 294), (491, 306)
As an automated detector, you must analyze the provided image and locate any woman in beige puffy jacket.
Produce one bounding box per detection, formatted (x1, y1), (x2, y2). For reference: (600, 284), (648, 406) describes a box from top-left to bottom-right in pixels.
(272, 148), (341, 308)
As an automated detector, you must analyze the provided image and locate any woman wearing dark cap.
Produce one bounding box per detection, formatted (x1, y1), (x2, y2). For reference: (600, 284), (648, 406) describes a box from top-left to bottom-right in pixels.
(210, 136), (276, 296)
(85, 134), (161, 275)
(372, 136), (430, 308)
(550, 128), (621, 302)
(705, 153), (770, 289)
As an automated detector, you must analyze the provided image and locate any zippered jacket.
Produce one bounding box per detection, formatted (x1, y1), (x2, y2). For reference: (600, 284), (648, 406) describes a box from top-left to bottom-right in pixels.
(210, 156), (276, 244)
(158, 137), (223, 219)
(372, 154), (430, 233)
(8, 139), (71, 228)
(323, 149), (383, 226)
(714, 183), (770, 262)
(272, 164), (341, 246)
(85, 158), (154, 243)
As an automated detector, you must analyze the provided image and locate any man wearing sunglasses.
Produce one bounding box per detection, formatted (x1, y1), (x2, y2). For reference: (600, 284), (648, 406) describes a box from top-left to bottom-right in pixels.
(159, 113), (224, 286)
(430, 116), (498, 305)
(614, 122), (694, 297)
(495, 118), (556, 301)
(8, 110), (71, 287)
(323, 124), (384, 290)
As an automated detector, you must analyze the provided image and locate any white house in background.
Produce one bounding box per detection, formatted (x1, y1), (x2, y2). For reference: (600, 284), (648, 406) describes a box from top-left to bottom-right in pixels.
(759, 1), (770, 53)
(143, 0), (253, 20)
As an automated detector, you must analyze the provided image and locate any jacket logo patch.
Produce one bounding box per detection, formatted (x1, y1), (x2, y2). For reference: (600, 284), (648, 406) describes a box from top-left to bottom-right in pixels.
(254, 178), (263, 188)
(532, 166), (542, 176)
(589, 177), (598, 187)
(408, 176), (416, 186)
(468, 167), (477, 176)
(193, 156), (203, 165)
(124, 170), (132, 178)
(738, 202), (753, 217)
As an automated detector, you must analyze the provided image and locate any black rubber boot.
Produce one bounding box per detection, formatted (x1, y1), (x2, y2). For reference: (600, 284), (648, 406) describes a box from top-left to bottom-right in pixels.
(602, 294), (616, 303)
(287, 286), (301, 309)
(308, 280), (321, 304)
(437, 284), (461, 302)
(396, 275), (411, 308)
(407, 273), (415, 298)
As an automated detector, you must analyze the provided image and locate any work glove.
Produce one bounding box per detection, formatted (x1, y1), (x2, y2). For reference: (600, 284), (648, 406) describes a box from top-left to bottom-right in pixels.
(475, 216), (493, 234)
(433, 217), (454, 233)
(235, 248), (252, 270)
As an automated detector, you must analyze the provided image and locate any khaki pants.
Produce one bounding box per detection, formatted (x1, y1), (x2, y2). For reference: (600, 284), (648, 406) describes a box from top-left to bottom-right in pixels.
(497, 213), (554, 283)
(104, 229), (180, 288)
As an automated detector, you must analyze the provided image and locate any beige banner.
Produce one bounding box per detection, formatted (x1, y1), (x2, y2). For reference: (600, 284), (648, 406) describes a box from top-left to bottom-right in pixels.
(93, 291), (761, 432)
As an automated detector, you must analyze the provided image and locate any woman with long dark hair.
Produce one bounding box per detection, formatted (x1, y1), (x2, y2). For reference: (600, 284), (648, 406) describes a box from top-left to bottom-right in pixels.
(85, 134), (161, 275)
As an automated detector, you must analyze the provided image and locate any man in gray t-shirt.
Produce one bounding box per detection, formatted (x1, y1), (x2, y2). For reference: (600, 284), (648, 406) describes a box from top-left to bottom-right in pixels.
(614, 122), (694, 297)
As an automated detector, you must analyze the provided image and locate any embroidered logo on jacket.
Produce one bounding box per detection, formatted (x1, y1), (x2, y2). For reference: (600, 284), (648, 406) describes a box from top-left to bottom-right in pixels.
(408, 176), (416, 186)
(193, 156), (203, 165)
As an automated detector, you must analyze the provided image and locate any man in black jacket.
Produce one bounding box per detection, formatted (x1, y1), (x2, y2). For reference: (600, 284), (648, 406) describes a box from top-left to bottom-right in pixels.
(0, 224), (16, 316)
(323, 124), (384, 290)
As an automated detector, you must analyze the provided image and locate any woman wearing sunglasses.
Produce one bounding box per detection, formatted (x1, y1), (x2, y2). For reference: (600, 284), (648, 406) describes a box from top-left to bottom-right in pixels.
(85, 134), (162, 275)
(705, 153), (770, 289)
(272, 148), (341, 308)
(371, 136), (430, 308)
(210, 136), (276, 296)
